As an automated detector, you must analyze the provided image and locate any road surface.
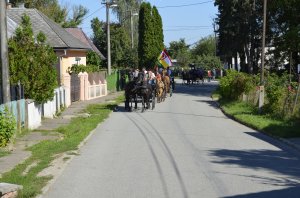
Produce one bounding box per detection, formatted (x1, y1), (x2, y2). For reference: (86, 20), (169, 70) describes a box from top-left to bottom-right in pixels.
(42, 81), (300, 198)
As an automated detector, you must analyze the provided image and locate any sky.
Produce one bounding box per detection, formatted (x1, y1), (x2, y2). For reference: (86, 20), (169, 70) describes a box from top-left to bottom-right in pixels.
(59, 0), (218, 47)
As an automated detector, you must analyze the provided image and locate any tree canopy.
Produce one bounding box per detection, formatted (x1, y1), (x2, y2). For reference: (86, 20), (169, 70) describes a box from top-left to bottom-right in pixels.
(8, 14), (57, 103)
(138, 2), (164, 69)
(215, 0), (300, 76)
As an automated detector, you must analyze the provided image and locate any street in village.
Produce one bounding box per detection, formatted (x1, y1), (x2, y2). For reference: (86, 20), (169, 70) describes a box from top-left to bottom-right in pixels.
(42, 81), (300, 198)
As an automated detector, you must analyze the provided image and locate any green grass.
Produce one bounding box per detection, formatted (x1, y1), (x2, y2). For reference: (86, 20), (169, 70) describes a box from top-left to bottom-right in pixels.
(220, 100), (300, 138)
(0, 95), (124, 198)
(0, 150), (11, 158)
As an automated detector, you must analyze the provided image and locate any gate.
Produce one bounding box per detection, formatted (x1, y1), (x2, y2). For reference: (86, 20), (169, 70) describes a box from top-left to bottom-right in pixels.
(71, 73), (80, 102)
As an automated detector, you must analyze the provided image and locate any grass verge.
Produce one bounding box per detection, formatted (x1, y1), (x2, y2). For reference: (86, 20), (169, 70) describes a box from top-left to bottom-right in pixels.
(0, 95), (124, 198)
(0, 150), (11, 158)
(219, 99), (300, 138)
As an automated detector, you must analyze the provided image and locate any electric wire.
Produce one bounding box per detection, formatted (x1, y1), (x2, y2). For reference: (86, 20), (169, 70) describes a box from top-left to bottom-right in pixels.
(157, 0), (214, 9)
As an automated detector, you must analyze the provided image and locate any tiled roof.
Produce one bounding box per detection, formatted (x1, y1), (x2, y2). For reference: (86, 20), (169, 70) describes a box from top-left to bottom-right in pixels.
(7, 8), (90, 50)
(65, 28), (106, 60)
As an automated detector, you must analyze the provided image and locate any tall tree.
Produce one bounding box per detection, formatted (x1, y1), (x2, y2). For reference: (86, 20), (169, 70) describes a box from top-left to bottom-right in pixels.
(110, 23), (132, 68)
(168, 39), (190, 68)
(138, 2), (164, 69)
(152, 6), (164, 57)
(8, 14), (57, 103)
(138, 2), (154, 69)
(268, 0), (300, 76)
(91, 18), (107, 60)
(62, 5), (89, 28)
(191, 35), (216, 57)
(215, 0), (262, 73)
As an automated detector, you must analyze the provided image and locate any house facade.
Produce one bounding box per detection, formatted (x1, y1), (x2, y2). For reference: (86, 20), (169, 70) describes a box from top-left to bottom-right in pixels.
(7, 6), (107, 107)
(6, 5), (107, 128)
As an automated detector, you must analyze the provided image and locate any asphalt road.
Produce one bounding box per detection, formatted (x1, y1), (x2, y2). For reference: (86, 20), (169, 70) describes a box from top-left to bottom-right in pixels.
(42, 81), (300, 198)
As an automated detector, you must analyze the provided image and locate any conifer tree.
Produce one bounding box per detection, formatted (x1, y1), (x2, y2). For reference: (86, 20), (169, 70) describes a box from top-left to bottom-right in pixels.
(8, 14), (57, 103)
(152, 6), (164, 62)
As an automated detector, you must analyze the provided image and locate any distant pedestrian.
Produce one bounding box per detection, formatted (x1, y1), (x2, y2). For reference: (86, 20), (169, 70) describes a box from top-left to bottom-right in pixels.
(207, 70), (212, 82)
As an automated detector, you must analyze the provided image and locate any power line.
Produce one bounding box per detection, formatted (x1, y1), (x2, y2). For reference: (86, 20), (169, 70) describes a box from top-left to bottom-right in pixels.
(82, 5), (105, 22)
(157, 0), (214, 9)
(165, 25), (211, 28)
(165, 27), (211, 31)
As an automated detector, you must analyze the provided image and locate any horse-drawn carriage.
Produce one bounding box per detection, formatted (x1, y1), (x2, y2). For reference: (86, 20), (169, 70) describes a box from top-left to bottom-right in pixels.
(124, 71), (173, 112)
(181, 68), (204, 85)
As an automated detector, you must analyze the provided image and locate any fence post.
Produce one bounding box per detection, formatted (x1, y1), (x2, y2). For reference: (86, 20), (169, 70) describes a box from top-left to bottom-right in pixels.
(292, 74), (300, 114)
(17, 81), (21, 132)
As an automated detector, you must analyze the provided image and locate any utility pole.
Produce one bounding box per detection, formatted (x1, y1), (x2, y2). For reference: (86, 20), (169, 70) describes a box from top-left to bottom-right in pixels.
(130, 10), (134, 49)
(259, 0), (267, 112)
(105, 1), (112, 76)
(0, 0), (11, 104)
(213, 18), (217, 57)
(102, 0), (117, 76)
(130, 10), (138, 49)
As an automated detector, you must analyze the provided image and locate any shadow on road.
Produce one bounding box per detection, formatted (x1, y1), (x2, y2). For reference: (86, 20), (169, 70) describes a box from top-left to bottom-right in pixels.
(210, 131), (300, 198)
(173, 82), (219, 97)
(193, 99), (220, 109)
(222, 186), (300, 198)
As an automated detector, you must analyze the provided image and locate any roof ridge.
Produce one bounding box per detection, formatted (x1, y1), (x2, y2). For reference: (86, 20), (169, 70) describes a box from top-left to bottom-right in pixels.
(35, 9), (68, 47)
(36, 10), (89, 49)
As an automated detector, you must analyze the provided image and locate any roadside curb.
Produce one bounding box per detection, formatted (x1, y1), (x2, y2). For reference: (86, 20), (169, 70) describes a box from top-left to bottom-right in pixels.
(212, 98), (300, 153)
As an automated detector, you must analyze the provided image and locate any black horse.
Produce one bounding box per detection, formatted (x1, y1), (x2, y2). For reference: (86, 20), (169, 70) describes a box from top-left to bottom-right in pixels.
(124, 72), (155, 112)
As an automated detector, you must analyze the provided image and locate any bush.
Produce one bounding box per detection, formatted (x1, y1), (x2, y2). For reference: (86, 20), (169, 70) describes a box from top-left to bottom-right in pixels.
(9, 14), (57, 104)
(219, 70), (256, 100)
(0, 108), (16, 147)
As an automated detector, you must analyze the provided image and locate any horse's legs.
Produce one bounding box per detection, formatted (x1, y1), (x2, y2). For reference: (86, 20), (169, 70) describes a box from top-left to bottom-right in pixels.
(141, 96), (145, 112)
(134, 94), (138, 109)
(152, 91), (155, 110)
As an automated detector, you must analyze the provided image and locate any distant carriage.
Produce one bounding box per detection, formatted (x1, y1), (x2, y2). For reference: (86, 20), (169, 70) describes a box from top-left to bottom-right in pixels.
(181, 69), (204, 85)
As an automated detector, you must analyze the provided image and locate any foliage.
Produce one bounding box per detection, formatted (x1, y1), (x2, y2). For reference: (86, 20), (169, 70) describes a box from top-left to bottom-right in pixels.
(67, 64), (102, 74)
(168, 39), (190, 68)
(91, 18), (107, 58)
(219, 70), (257, 100)
(0, 108), (16, 147)
(91, 18), (136, 69)
(220, 100), (300, 138)
(0, 96), (124, 197)
(264, 73), (292, 118)
(110, 24), (132, 68)
(191, 35), (216, 57)
(106, 71), (119, 92)
(138, 2), (154, 69)
(86, 51), (102, 68)
(10, 0), (88, 28)
(268, 0), (300, 74)
(193, 55), (222, 70)
(138, 2), (164, 69)
(62, 5), (89, 28)
(215, 0), (300, 74)
(8, 14), (58, 104)
(112, 0), (141, 50)
(152, 6), (164, 60)
(10, 0), (67, 24)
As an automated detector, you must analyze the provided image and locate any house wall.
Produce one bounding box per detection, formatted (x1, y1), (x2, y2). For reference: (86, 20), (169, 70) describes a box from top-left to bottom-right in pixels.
(61, 50), (87, 75)
(55, 50), (87, 104)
